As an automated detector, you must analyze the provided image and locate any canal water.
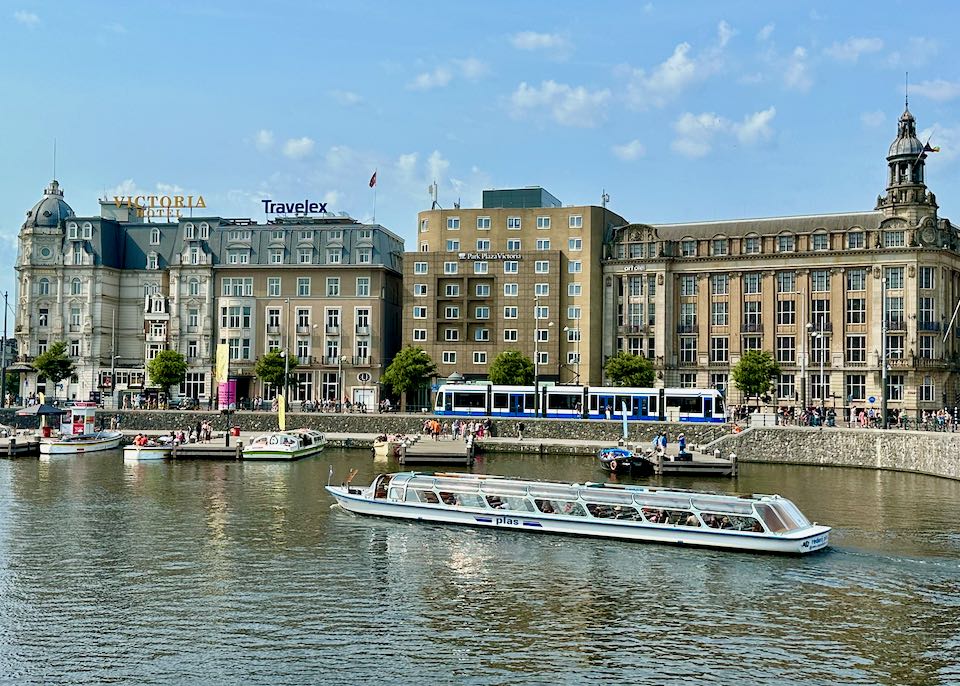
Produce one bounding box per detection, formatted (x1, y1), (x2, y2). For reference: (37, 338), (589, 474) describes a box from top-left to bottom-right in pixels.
(0, 450), (958, 685)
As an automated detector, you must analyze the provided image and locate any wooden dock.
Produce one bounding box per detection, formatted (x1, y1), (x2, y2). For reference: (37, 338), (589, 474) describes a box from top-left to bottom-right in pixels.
(170, 441), (245, 460)
(0, 435), (41, 457)
(399, 437), (474, 466)
(650, 452), (737, 477)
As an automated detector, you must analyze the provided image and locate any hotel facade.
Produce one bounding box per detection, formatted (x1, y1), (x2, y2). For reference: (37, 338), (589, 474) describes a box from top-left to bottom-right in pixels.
(14, 187), (403, 408)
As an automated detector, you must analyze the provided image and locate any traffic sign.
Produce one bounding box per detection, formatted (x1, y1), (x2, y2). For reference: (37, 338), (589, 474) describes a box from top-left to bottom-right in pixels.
(868, 396), (876, 403)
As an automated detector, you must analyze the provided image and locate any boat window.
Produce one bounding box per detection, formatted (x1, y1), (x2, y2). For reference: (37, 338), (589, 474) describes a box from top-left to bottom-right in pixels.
(453, 493), (485, 508)
(690, 498), (755, 515)
(585, 503), (642, 520)
(641, 507), (700, 526)
(528, 484), (578, 499)
(754, 504), (789, 532)
(407, 476), (441, 490)
(374, 477), (388, 499)
(403, 489), (420, 503)
(414, 489), (440, 504)
(479, 481), (529, 496)
(578, 489), (635, 506)
(485, 495), (535, 512)
(634, 495), (693, 510)
(535, 499), (586, 517)
(771, 501), (810, 529)
(702, 513), (764, 532)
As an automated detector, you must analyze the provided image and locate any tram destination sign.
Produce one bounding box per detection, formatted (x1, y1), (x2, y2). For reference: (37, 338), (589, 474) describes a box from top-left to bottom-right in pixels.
(457, 252), (522, 261)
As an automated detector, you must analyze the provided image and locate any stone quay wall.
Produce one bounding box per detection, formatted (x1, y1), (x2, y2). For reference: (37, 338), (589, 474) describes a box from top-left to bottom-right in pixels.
(706, 426), (960, 481)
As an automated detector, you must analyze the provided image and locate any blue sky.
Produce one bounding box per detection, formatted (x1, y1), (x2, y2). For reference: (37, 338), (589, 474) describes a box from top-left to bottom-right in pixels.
(2, 1), (959, 302)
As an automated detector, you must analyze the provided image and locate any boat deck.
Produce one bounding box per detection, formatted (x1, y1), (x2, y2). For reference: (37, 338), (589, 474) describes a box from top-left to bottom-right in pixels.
(399, 437), (474, 466)
(650, 454), (737, 477)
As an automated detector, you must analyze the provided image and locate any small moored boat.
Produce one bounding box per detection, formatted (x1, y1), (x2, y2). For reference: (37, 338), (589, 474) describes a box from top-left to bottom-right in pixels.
(597, 446), (642, 474)
(123, 439), (174, 461)
(243, 428), (326, 461)
(327, 472), (830, 555)
(40, 430), (124, 455)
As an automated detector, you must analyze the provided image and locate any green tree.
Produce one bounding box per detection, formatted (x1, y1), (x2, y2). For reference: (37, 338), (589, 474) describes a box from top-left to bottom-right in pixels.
(489, 350), (533, 385)
(604, 351), (655, 387)
(254, 350), (298, 393)
(731, 350), (781, 409)
(381, 346), (437, 411)
(33, 341), (74, 399)
(146, 350), (188, 399)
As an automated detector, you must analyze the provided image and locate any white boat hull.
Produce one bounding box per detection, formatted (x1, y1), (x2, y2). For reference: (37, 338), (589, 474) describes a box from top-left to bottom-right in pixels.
(123, 445), (173, 461)
(243, 443), (326, 461)
(326, 487), (830, 555)
(40, 432), (123, 455)
(373, 440), (399, 458)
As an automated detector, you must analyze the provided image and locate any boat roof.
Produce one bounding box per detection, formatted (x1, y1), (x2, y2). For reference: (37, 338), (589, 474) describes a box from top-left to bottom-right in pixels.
(386, 471), (781, 504)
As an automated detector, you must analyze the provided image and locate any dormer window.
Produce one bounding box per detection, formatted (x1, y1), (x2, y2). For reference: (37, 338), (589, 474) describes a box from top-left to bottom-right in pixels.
(150, 228), (161, 245)
(67, 222), (79, 239)
(199, 222), (210, 239)
(777, 234), (796, 252)
(82, 222), (93, 239)
(147, 252), (158, 270)
(812, 231), (829, 251)
(847, 231), (865, 249)
(185, 223), (196, 239)
(743, 235), (761, 254)
(711, 237), (729, 256)
(681, 239), (697, 257)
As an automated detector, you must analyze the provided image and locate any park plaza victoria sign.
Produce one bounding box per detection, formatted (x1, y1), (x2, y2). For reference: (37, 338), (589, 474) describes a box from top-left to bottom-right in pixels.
(261, 199), (329, 215)
(113, 195), (206, 220)
(457, 252), (523, 261)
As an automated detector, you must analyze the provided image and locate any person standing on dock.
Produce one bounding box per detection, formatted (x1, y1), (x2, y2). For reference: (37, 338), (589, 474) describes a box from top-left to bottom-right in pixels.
(516, 421), (525, 441)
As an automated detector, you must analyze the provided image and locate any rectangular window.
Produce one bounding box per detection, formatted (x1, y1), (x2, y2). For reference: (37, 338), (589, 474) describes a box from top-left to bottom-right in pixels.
(535, 305), (549, 319)
(711, 274), (729, 295)
(569, 215), (583, 229)
(776, 271), (795, 293)
(742, 336), (762, 351)
(537, 216), (551, 229)
(568, 238), (582, 251)
(442, 351), (456, 364)
(507, 217), (521, 230)
(473, 351), (487, 365)
(741, 273), (760, 294)
(475, 306), (490, 319)
(356, 248), (372, 264)
(535, 261), (549, 274)
(812, 233), (829, 250)
(679, 337), (697, 364)
(414, 284), (428, 297)
(711, 302), (729, 326)
(477, 216), (490, 230)
(503, 306), (518, 319)
(356, 277), (370, 297)
(681, 240), (697, 257)
(326, 277), (340, 296)
(776, 336), (795, 363)
(811, 298), (830, 325)
(887, 334), (904, 359)
(536, 238), (551, 250)
(420, 219), (428, 233)
(444, 329), (459, 341)
(846, 269), (866, 291)
(569, 260), (582, 273)
(503, 329), (518, 342)
(811, 270), (830, 292)
(444, 306), (460, 319)
(447, 217), (460, 230)
(777, 374), (796, 400)
(413, 329), (427, 341)
(446, 239), (460, 252)
(298, 248), (313, 264)
(504, 283), (518, 297)
(474, 261), (488, 274)
(475, 328), (489, 341)
(710, 337), (729, 363)
(885, 267), (904, 289)
(711, 239), (728, 256)
(883, 231), (905, 248)
(414, 262), (428, 274)
(777, 235), (796, 252)
(847, 232), (864, 249)
(679, 302), (696, 328)
(503, 261), (519, 274)
(919, 266), (935, 290)
(846, 374), (866, 402)
(889, 373), (904, 401)
(568, 283), (581, 297)
(297, 277), (311, 297)
(846, 335), (866, 363)
(443, 262), (458, 275)
(536, 328), (550, 343)
(567, 306), (581, 320)
(743, 236), (760, 254)
(475, 284), (490, 297)
(776, 300), (796, 325)
(326, 249), (341, 264)
(680, 276), (697, 296)
(918, 335), (935, 359)
(476, 239), (490, 251)
(919, 376), (935, 402)
(269, 248), (283, 264)
(846, 298), (865, 324)
(445, 284), (460, 297)
(507, 239), (521, 251)
(413, 306), (427, 319)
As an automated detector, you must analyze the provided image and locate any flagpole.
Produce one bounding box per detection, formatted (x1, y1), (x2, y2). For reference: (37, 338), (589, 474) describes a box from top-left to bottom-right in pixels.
(372, 168), (377, 223)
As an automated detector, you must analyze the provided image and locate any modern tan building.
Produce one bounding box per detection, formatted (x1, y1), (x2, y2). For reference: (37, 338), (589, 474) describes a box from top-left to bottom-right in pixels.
(405, 188), (626, 396)
(602, 107), (960, 417)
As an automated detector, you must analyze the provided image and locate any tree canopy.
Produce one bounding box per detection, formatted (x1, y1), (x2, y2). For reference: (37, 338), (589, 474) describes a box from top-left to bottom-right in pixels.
(731, 350), (781, 407)
(489, 350), (533, 385)
(254, 350), (298, 390)
(146, 350), (188, 395)
(382, 346), (437, 410)
(604, 352), (655, 387)
(33, 341), (75, 391)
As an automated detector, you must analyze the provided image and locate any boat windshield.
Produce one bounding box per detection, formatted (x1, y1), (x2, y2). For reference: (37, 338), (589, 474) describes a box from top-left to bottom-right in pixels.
(754, 500), (810, 533)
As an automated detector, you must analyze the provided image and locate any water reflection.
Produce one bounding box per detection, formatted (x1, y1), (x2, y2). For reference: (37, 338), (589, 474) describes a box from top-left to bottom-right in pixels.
(0, 449), (958, 684)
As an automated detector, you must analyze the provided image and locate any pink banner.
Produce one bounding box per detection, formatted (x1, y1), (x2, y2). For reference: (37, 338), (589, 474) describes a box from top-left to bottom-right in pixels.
(218, 380), (236, 410)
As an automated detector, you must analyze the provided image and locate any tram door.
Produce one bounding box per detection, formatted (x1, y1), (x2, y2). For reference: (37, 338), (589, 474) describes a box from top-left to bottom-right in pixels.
(638, 396), (650, 419)
(510, 393), (526, 415)
(596, 395), (614, 417)
(703, 396), (713, 419)
(443, 393), (453, 412)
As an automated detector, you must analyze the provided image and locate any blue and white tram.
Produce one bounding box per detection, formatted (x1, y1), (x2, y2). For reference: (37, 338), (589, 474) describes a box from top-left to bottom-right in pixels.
(433, 384), (725, 423)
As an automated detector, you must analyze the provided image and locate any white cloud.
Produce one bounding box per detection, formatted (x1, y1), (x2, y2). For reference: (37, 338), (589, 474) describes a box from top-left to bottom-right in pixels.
(734, 107), (776, 144)
(624, 27), (729, 109)
(427, 150), (450, 183)
(254, 129), (274, 151)
(671, 107), (776, 157)
(510, 80), (611, 127)
(510, 31), (570, 55)
(612, 139), (646, 161)
(784, 46), (812, 92)
(396, 153), (418, 178)
(283, 137), (315, 159)
(860, 110), (886, 128)
(911, 79), (960, 102)
(455, 57), (488, 79)
(757, 23), (774, 41)
(13, 10), (38, 26)
(331, 90), (362, 105)
(824, 37), (883, 62)
(409, 66), (452, 90)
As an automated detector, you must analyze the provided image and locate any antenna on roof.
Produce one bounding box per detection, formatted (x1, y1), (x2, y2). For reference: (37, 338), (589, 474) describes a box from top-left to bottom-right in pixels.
(601, 189), (610, 208)
(53, 138), (57, 180)
(905, 71), (909, 109)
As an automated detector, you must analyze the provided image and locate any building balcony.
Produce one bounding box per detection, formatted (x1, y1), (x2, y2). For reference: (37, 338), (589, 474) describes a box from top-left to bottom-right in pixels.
(324, 356), (344, 366)
(266, 325), (280, 334)
(296, 355), (316, 365)
(809, 321), (833, 333)
(676, 323), (697, 334)
(352, 356), (371, 366)
(618, 324), (650, 334)
(325, 325), (340, 335)
(145, 333), (166, 343)
(886, 318), (906, 331)
(918, 320), (941, 332)
(740, 322), (763, 333)
(355, 325), (371, 336)
(296, 325), (313, 334)
(845, 360), (867, 367)
(677, 359), (699, 367)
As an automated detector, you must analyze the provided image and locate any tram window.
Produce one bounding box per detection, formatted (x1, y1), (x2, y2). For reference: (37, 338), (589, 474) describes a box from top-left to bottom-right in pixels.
(493, 393), (509, 409)
(585, 503), (642, 520)
(665, 395), (702, 414)
(453, 391), (486, 409)
(535, 499), (586, 516)
(754, 504), (788, 532)
(702, 513), (764, 532)
(547, 393), (580, 410)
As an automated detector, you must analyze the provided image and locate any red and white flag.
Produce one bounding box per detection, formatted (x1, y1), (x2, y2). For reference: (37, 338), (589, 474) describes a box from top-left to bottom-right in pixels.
(369, 171), (377, 188)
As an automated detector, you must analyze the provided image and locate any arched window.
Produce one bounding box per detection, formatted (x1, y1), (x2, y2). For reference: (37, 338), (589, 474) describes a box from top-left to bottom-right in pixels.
(812, 230), (829, 251)
(188, 278), (200, 296)
(71, 278), (81, 295)
(150, 228), (161, 245)
(743, 233), (761, 254)
(39, 278), (50, 296)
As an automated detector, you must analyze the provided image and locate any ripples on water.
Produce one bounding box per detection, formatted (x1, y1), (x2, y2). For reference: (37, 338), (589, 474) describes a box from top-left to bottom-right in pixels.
(0, 451), (958, 685)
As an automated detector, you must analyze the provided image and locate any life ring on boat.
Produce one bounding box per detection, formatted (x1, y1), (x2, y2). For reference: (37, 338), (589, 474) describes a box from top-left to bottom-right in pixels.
(269, 435), (279, 445)
(609, 459), (619, 471)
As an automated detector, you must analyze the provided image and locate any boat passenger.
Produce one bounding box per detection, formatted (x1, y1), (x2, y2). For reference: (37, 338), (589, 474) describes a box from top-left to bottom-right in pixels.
(684, 513), (700, 527)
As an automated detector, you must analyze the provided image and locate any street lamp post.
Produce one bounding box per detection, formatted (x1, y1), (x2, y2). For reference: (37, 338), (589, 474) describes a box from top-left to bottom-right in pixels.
(338, 355), (347, 412)
(806, 320), (826, 424)
(563, 326), (581, 384)
(283, 298), (290, 409)
(533, 296), (540, 417)
(880, 276), (888, 428)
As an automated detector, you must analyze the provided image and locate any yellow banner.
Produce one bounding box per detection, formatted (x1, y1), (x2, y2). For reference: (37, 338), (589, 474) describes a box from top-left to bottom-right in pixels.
(277, 394), (286, 431)
(215, 344), (229, 383)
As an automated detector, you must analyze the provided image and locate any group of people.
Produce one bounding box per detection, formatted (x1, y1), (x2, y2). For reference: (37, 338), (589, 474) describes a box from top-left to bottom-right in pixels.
(422, 418), (491, 441)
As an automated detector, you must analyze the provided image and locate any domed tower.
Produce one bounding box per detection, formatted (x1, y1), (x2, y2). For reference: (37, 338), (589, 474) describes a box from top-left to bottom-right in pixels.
(875, 106), (938, 225)
(21, 179), (75, 232)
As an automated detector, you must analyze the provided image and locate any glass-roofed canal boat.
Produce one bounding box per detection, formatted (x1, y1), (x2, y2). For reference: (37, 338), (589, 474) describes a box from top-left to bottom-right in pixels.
(326, 472), (830, 555)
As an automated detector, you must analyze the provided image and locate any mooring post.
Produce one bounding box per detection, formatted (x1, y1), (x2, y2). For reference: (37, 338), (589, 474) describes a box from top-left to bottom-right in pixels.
(730, 452), (738, 477)
(655, 451), (663, 475)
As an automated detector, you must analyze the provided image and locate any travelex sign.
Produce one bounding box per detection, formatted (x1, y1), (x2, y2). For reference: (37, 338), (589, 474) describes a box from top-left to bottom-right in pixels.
(113, 195), (206, 220)
(261, 199), (328, 215)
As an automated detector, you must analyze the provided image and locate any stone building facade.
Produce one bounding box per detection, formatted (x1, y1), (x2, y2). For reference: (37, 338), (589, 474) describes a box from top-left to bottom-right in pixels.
(14, 187), (403, 407)
(602, 107), (960, 416)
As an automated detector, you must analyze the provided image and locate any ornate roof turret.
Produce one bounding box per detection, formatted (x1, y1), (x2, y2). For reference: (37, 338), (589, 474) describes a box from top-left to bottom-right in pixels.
(22, 179), (75, 230)
(876, 108), (937, 223)
(887, 108), (924, 158)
